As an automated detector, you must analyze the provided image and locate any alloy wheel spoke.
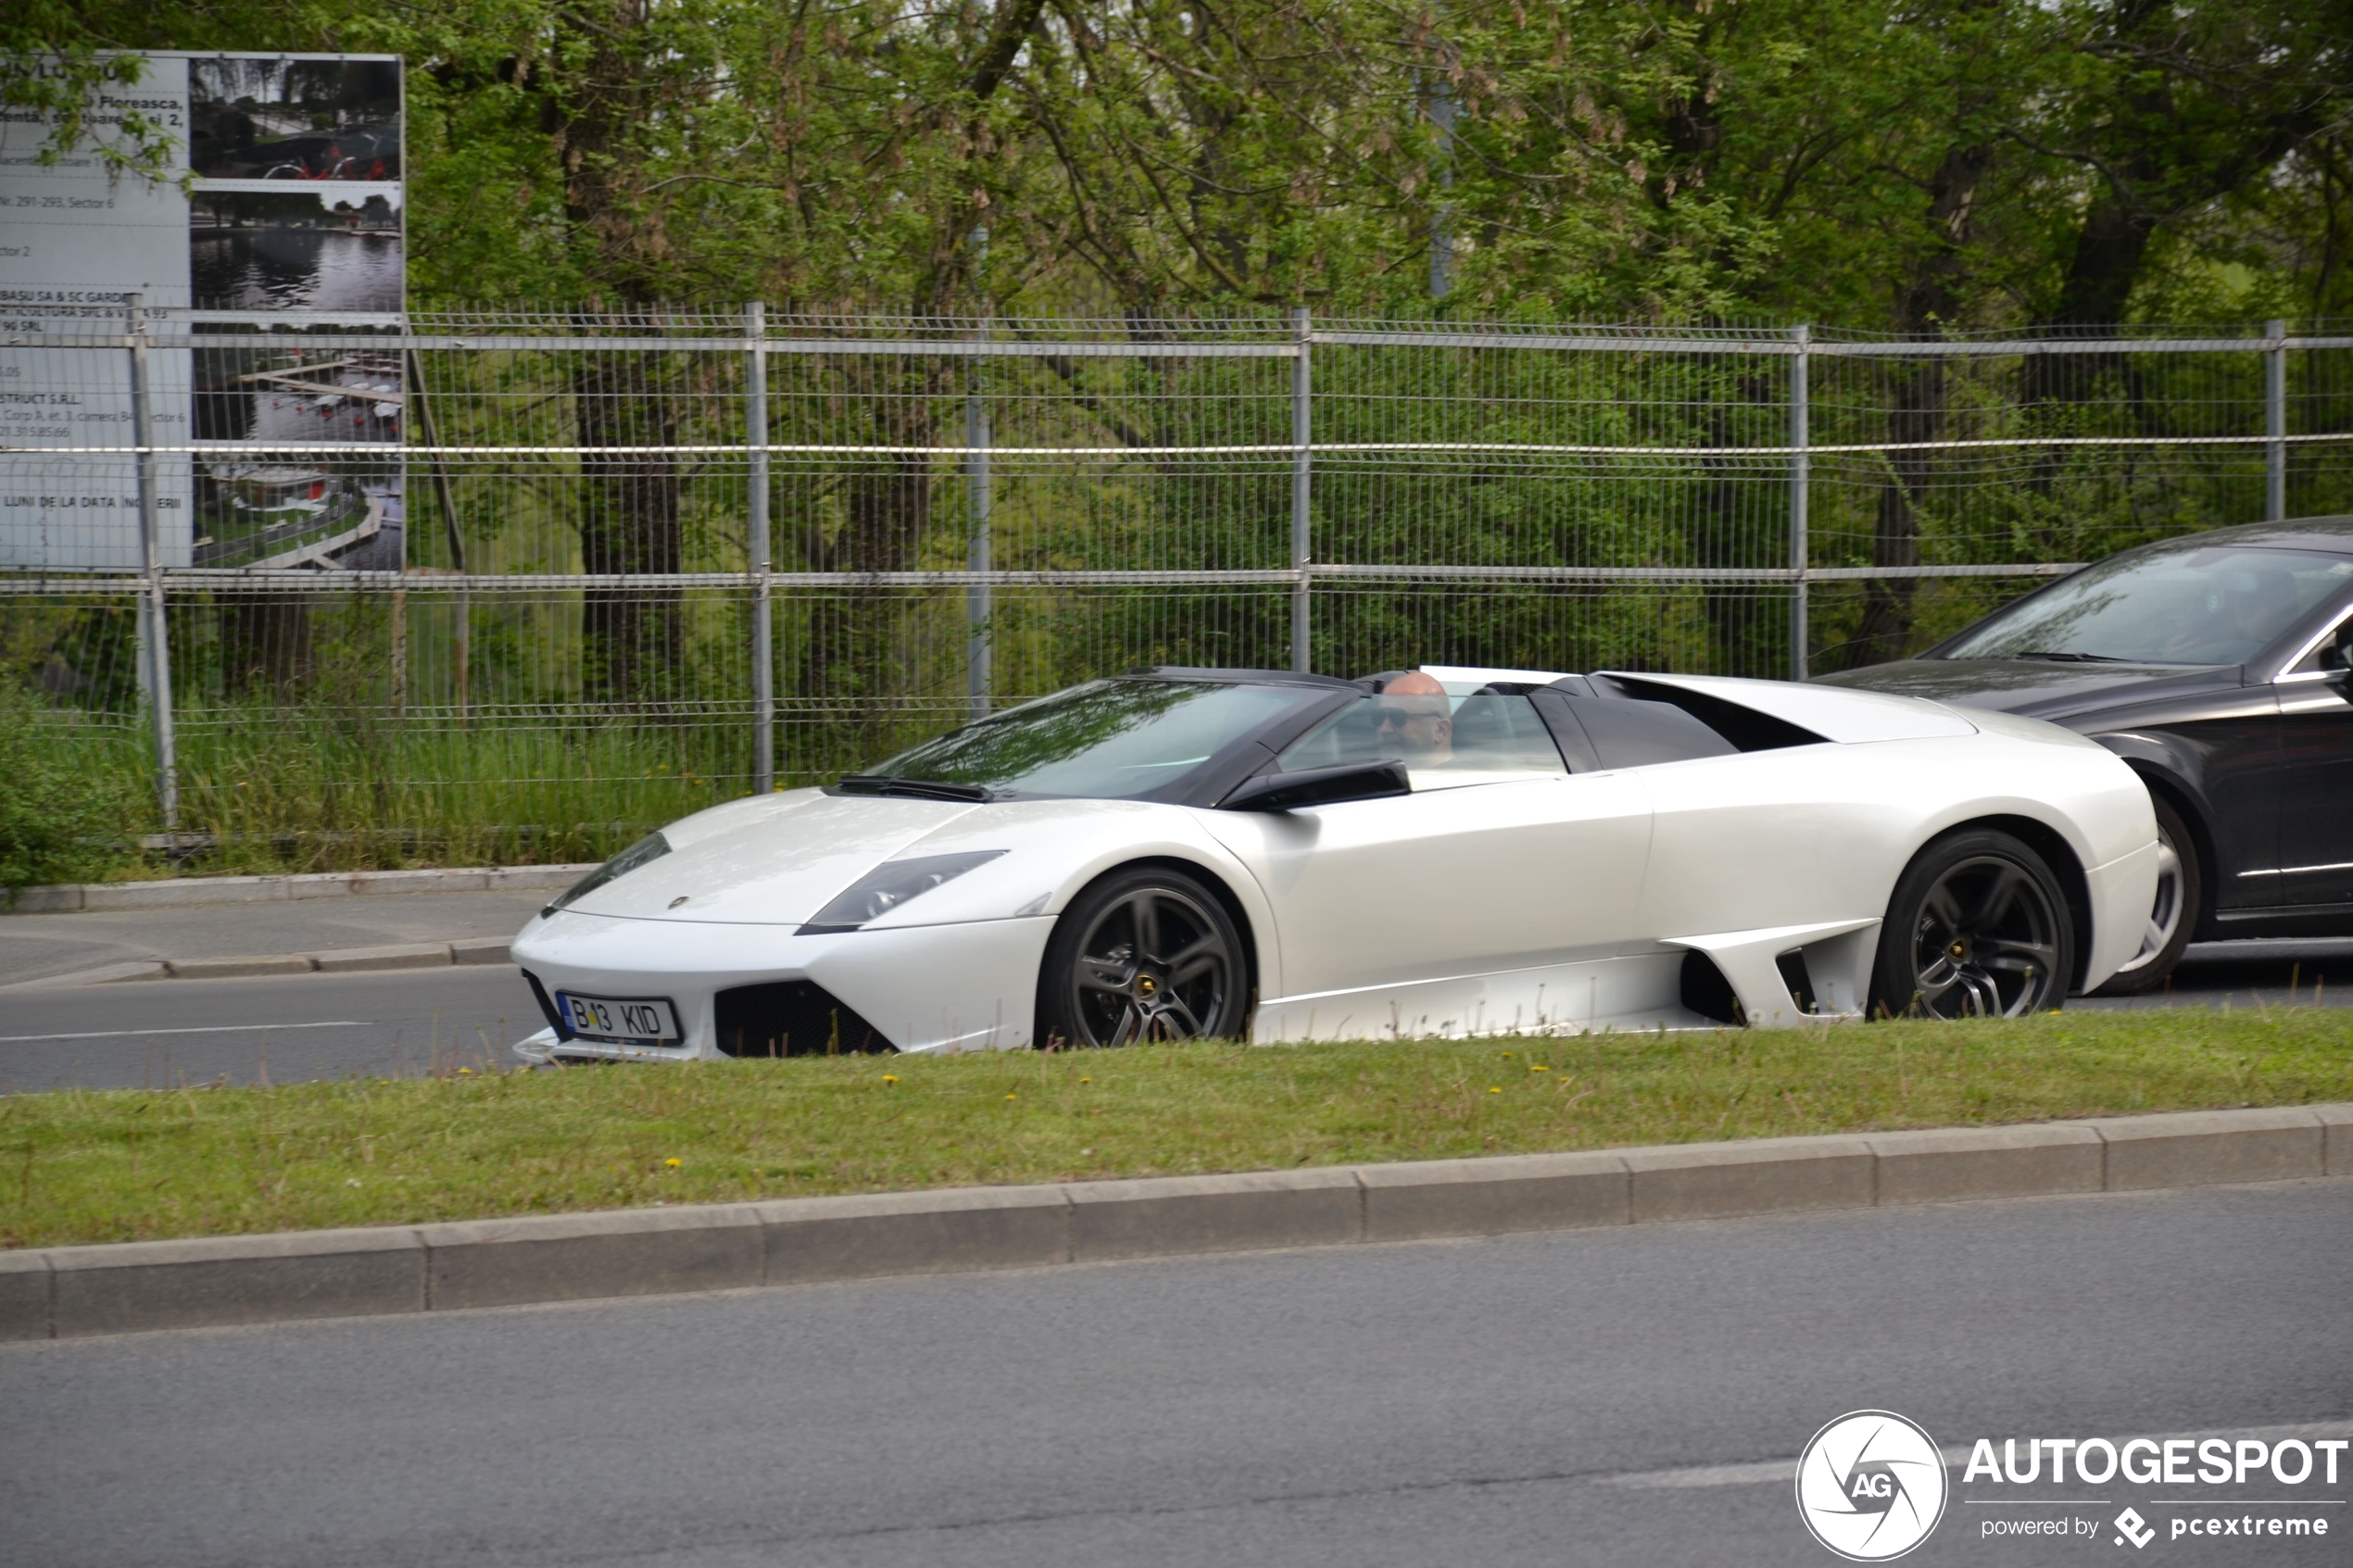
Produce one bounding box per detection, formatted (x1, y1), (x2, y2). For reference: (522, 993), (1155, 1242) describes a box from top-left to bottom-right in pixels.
(1129, 894), (1164, 967)
(1967, 864), (2028, 929)
(1957, 969), (2003, 1016)
(1162, 931), (1220, 972)
(1922, 884), (1967, 938)
(1977, 937), (2055, 972)
(1168, 950), (1224, 987)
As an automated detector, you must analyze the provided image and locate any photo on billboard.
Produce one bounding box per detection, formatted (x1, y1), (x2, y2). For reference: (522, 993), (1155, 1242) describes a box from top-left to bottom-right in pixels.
(191, 332), (406, 569)
(187, 56), (402, 182)
(190, 186), (404, 315)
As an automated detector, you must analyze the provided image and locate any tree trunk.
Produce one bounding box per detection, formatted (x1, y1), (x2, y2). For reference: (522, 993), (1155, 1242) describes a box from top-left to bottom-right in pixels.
(557, 5), (684, 711)
(1839, 142), (1990, 670)
(573, 329), (683, 708)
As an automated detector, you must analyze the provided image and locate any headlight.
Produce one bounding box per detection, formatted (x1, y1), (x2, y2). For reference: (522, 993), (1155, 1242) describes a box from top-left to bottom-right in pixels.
(801, 850), (1006, 934)
(543, 832), (672, 916)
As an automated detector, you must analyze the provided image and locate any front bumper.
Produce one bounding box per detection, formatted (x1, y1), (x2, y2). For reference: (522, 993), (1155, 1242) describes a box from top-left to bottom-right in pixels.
(509, 909), (1058, 1060)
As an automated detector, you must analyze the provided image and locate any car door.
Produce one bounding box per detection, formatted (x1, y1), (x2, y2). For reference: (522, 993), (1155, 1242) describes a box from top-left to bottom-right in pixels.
(1197, 691), (1652, 1035)
(2275, 601), (2353, 907)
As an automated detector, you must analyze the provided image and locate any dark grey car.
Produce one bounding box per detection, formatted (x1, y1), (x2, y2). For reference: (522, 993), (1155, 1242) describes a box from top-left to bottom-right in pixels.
(1818, 516), (2353, 993)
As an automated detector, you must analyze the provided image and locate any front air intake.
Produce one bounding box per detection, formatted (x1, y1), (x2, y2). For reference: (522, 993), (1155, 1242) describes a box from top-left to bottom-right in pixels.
(714, 981), (896, 1057)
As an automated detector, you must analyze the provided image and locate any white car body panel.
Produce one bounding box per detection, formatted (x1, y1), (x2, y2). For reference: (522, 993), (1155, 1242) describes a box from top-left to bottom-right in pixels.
(510, 666), (2159, 1060)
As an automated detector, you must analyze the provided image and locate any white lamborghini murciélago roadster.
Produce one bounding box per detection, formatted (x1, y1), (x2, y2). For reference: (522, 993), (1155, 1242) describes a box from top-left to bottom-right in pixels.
(510, 665), (2158, 1061)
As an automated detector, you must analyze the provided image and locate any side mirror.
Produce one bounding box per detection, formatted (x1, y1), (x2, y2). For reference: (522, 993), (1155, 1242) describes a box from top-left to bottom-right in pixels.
(1219, 759), (1409, 811)
(2323, 630), (2352, 702)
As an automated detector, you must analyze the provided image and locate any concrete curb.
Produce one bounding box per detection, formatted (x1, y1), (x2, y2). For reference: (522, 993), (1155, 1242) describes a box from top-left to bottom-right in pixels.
(3, 1103), (2343, 1341)
(2, 938), (517, 990)
(6, 865), (597, 916)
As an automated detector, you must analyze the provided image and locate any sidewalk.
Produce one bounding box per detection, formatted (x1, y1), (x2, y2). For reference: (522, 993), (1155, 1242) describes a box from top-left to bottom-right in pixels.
(0, 887), (559, 986)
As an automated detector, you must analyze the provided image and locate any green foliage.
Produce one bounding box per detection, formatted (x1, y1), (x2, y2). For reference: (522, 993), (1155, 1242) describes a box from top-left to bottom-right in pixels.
(0, 685), (138, 893)
(10, 1), (2350, 324)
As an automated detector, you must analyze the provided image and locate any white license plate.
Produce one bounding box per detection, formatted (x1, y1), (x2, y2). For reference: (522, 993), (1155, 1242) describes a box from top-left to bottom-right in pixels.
(557, 993), (681, 1044)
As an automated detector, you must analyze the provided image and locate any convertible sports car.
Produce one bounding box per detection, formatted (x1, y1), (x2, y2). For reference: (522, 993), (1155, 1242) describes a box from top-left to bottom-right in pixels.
(510, 664), (2157, 1060)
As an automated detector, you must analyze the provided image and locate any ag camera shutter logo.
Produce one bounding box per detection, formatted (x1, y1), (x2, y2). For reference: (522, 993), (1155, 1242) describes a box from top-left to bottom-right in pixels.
(1795, 1410), (1950, 1561)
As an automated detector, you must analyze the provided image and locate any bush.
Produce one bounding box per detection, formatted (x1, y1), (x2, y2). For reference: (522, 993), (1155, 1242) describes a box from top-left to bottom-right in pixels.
(0, 685), (139, 893)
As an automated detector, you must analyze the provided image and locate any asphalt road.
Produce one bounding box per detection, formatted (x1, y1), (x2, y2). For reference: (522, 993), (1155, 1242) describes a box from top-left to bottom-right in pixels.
(0, 888), (555, 986)
(0, 966), (535, 1093)
(3, 1181), (2346, 1567)
(2, 940), (2347, 1094)
(2075, 940), (2353, 1014)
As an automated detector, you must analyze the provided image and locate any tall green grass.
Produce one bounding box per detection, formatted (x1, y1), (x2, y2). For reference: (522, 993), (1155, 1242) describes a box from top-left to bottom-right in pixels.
(0, 691), (744, 886)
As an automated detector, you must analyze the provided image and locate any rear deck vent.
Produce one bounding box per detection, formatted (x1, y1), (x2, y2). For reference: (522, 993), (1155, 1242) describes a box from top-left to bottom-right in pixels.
(714, 981), (896, 1057)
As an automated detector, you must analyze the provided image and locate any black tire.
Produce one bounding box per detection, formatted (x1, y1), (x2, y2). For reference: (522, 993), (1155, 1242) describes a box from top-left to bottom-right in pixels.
(2088, 793), (2201, 997)
(1036, 866), (1249, 1047)
(1869, 829), (2076, 1020)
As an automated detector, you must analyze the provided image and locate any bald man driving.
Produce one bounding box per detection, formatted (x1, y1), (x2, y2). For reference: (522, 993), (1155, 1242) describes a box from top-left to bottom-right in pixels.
(1376, 671), (1454, 766)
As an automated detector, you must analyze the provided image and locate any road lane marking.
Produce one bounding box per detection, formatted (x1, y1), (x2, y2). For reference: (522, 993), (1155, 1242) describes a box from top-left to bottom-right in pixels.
(1603, 1423), (2350, 1490)
(0, 1022), (369, 1043)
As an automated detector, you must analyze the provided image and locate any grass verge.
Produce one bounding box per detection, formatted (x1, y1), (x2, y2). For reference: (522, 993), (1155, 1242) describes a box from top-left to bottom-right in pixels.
(4, 1009), (2348, 1250)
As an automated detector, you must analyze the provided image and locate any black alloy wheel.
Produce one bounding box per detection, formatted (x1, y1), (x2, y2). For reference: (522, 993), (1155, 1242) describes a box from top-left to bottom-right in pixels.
(1870, 830), (2076, 1020)
(2088, 794), (2201, 997)
(1037, 867), (1248, 1047)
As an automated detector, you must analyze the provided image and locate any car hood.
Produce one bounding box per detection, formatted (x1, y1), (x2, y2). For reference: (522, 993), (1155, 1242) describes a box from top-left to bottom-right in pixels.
(557, 790), (976, 925)
(1816, 659), (2245, 721)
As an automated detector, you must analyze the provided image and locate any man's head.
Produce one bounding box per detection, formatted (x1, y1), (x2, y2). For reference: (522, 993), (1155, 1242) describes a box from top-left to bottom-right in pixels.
(1375, 671), (1453, 764)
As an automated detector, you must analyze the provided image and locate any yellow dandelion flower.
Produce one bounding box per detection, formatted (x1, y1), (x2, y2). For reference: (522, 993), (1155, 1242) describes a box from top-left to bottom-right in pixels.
(1005, 1093), (1018, 1100)
(1079, 1076), (1092, 1084)
(1530, 1064), (1550, 1072)
(1488, 1086), (1503, 1094)
(882, 1074), (900, 1084)
(457, 1067), (472, 1076)
(663, 1158), (682, 1169)
(1500, 1051), (1514, 1059)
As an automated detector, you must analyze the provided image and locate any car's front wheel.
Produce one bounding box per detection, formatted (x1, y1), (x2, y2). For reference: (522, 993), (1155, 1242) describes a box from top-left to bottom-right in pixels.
(1869, 830), (2076, 1019)
(2088, 794), (2200, 997)
(1036, 866), (1249, 1047)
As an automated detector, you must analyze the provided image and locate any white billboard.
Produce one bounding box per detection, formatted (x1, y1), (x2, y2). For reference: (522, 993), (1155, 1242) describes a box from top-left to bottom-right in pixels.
(0, 53), (403, 571)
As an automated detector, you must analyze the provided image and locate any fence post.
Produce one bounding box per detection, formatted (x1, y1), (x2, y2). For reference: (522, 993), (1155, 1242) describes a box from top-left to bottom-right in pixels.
(747, 301), (774, 791)
(127, 294), (179, 833)
(1291, 307), (1313, 673)
(2266, 318), (2287, 522)
(966, 323), (991, 720)
(405, 347), (469, 724)
(1789, 322), (1811, 683)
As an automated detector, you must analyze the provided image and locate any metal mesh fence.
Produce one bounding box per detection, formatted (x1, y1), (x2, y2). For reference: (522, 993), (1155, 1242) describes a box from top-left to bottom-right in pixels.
(4, 307), (2348, 865)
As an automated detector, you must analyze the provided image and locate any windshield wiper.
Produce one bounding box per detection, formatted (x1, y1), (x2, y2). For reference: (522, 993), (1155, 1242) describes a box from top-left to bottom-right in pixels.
(833, 774), (996, 803)
(2007, 651), (2132, 663)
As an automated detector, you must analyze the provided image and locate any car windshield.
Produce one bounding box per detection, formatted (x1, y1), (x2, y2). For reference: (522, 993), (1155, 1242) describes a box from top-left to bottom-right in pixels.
(1941, 546), (2353, 666)
(858, 678), (1331, 799)
(1277, 691), (1567, 788)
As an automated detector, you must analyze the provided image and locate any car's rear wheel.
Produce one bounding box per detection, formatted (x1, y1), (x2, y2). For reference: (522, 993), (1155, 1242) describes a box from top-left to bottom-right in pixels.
(1869, 830), (2075, 1020)
(2088, 794), (2200, 997)
(1037, 867), (1248, 1047)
